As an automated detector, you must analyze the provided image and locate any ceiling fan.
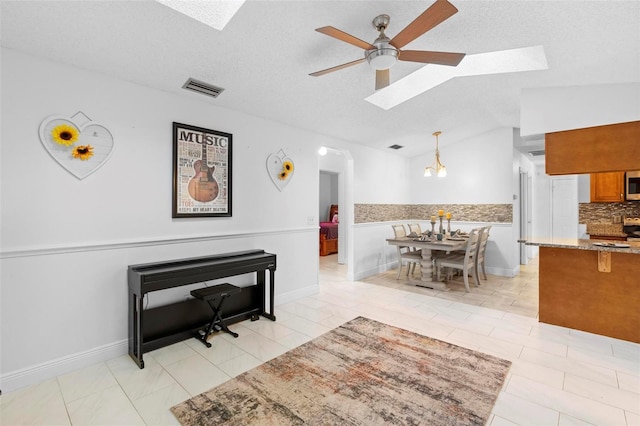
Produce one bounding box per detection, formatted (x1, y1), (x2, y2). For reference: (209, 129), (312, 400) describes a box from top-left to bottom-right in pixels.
(309, 0), (465, 90)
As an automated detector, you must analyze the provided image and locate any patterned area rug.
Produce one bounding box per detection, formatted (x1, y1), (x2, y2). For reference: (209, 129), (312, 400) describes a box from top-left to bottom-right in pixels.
(171, 316), (511, 425)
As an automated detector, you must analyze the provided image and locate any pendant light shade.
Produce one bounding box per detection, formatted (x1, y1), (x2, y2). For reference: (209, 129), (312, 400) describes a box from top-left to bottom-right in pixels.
(424, 131), (447, 177)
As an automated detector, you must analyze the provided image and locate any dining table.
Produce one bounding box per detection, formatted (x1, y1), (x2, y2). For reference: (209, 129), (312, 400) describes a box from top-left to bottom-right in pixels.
(386, 236), (468, 291)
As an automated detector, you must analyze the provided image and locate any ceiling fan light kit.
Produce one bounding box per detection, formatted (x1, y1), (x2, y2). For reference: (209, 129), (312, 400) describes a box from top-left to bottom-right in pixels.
(366, 14), (398, 70)
(310, 0), (465, 90)
(366, 46), (398, 70)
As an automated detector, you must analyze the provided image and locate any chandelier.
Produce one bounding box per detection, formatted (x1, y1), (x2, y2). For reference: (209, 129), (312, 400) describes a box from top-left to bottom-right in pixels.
(424, 131), (447, 177)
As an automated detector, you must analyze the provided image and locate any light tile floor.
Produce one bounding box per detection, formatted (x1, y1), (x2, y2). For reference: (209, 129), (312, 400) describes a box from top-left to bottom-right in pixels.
(1, 256), (638, 425)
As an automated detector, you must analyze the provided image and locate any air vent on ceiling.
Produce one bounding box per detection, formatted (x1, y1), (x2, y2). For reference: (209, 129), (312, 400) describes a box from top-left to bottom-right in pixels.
(182, 78), (225, 98)
(388, 144), (404, 150)
(528, 150), (546, 157)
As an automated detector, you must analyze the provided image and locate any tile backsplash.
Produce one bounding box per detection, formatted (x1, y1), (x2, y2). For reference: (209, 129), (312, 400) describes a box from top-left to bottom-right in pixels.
(355, 204), (512, 224)
(579, 202), (640, 224)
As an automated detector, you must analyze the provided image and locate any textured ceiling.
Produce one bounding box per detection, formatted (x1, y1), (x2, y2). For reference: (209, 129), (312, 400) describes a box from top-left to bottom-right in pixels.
(2, 0), (639, 157)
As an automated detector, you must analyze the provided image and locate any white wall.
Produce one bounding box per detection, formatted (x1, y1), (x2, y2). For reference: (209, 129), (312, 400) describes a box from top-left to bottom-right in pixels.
(520, 83), (640, 137)
(352, 146), (411, 204)
(0, 48), (349, 390)
(513, 135), (538, 262)
(409, 128), (514, 204)
(578, 174), (591, 203)
(1, 49), (329, 248)
(0, 48), (419, 390)
(534, 164), (552, 239)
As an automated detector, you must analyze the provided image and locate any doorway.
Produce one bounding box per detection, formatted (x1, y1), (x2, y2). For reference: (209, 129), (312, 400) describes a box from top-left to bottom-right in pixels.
(318, 147), (354, 279)
(319, 171), (338, 225)
(319, 170), (339, 260)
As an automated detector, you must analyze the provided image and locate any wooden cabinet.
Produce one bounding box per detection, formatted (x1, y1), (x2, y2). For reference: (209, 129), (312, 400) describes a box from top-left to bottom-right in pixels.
(590, 171), (625, 202)
(545, 121), (640, 175)
(539, 247), (640, 343)
(589, 235), (627, 241)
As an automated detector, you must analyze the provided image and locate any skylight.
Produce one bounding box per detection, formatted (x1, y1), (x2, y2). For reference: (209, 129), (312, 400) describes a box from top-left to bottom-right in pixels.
(156, 0), (245, 31)
(366, 46), (548, 110)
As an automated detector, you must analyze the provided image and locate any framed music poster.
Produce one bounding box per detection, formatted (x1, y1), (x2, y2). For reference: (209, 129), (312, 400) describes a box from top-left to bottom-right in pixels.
(172, 122), (232, 218)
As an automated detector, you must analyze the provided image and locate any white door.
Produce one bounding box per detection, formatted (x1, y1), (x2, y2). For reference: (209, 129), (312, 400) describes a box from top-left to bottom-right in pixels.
(551, 176), (578, 239)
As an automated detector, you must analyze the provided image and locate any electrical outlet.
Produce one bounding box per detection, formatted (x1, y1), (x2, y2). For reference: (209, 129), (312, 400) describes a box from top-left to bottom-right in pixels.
(307, 216), (315, 225)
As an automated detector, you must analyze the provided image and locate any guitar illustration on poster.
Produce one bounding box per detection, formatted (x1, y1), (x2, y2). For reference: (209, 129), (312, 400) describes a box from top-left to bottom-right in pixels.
(188, 139), (219, 202)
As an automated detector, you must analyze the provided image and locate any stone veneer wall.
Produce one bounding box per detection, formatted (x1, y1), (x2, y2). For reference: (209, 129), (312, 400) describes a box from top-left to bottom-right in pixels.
(579, 202), (640, 223)
(355, 204), (513, 224)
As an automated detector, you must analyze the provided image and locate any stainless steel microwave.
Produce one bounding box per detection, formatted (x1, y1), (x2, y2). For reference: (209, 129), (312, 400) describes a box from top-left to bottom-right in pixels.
(627, 171), (640, 201)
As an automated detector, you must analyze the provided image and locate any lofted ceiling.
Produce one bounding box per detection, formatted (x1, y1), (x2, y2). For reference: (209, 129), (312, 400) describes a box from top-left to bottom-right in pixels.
(1, 0), (639, 157)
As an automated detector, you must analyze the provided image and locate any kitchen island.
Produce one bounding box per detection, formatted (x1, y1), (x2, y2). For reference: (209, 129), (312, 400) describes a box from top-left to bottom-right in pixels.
(523, 238), (640, 343)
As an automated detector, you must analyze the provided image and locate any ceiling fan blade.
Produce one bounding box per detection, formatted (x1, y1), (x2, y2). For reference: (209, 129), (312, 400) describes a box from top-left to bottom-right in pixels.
(399, 50), (465, 66)
(309, 58), (366, 77)
(390, 0), (458, 49)
(375, 69), (390, 90)
(316, 26), (376, 50)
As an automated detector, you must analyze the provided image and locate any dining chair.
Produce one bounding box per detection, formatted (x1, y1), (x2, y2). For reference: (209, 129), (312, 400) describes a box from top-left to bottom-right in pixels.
(476, 225), (491, 281)
(435, 227), (481, 292)
(391, 224), (422, 280)
(408, 223), (422, 236)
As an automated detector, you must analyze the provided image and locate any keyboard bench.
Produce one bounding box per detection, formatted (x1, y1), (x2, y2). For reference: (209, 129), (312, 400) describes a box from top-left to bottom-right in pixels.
(190, 283), (241, 347)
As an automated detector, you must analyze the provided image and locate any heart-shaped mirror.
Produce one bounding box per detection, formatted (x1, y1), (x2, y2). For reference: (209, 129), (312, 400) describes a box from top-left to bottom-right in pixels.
(39, 111), (114, 180)
(266, 149), (294, 191)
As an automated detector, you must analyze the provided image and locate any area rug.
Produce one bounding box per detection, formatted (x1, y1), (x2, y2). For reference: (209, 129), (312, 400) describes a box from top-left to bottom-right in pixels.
(171, 316), (511, 425)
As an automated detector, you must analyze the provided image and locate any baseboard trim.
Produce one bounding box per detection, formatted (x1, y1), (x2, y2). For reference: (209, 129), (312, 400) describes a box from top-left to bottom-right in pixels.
(354, 262), (396, 281)
(356, 262), (518, 280)
(0, 339), (128, 393)
(485, 265), (520, 278)
(275, 284), (319, 305)
(1, 284), (322, 394)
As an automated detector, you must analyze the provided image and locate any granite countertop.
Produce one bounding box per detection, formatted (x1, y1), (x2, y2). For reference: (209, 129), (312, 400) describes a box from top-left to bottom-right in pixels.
(522, 238), (640, 254)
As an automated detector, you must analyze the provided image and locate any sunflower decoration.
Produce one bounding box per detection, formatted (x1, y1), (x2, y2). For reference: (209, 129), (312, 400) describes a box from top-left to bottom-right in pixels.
(51, 124), (79, 146)
(71, 144), (94, 161)
(278, 160), (294, 180)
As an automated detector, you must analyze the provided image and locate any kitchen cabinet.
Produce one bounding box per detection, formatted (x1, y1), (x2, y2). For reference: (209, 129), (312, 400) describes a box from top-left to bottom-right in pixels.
(537, 246), (640, 343)
(590, 171), (625, 202)
(545, 120), (640, 175)
(589, 235), (627, 241)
